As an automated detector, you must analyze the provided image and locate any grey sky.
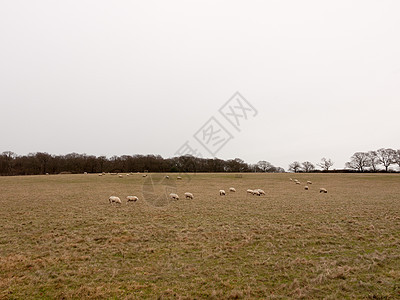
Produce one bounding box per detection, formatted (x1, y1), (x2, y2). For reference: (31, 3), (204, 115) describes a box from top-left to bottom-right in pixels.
(1, 1), (399, 169)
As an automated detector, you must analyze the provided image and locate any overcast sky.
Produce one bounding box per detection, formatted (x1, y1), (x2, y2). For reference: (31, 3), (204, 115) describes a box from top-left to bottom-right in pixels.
(1, 1), (399, 169)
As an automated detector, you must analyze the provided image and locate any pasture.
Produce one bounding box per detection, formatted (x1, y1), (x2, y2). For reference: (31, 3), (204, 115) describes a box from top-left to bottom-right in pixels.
(0, 173), (399, 299)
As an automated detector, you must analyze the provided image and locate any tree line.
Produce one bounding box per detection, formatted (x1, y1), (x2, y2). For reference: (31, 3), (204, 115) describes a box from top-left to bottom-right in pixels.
(0, 151), (284, 176)
(288, 148), (400, 173)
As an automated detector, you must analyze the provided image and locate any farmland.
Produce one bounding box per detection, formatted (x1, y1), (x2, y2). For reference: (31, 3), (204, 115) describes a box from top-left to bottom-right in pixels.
(0, 173), (399, 299)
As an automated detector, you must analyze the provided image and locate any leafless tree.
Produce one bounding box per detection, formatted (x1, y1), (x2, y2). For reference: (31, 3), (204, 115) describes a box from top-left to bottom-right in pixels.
(376, 148), (396, 172)
(317, 158), (334, 171)
(395, 150), (400, 170)
(256, 160), (274, 172)
(302, 161), (315, 172)
(288, 161), (302, 173)
(345, 152), (369, 172)
(366, 151), (380, 172)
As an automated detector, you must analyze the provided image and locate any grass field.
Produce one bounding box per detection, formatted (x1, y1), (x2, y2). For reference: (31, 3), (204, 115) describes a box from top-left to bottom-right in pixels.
(0, 173), (399, 299)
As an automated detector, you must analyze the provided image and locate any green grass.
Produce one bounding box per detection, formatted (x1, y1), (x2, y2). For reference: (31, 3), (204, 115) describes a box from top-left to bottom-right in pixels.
(0, 173), (399, 299)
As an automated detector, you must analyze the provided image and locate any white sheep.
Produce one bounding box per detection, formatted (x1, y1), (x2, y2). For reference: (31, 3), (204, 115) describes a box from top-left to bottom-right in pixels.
(252, 190), (261, 196)
(219, 190), (226, 196)
(98, 174), (103, 176)
(109, 196), (121, 204)
(84, 172), (87, 175)
(142, 174), (147, 177)
(185, 192), (194, 200)
(247, 189), (254, 195)
(119, 175), (123, 178)
(177, 176), (182, 180)
(295, 181), (300, 185)
(127, 196), (139, 202)
(290, 178), (293, 181)
(229, 187), (236, 192)
(304, 186), (309, 190)
(169, 193), (179, 200)
(254, 189), (265, 195)
(165, 175), (170, 179)
(320, 188), (328, 193)
(307, 180), (312, 184)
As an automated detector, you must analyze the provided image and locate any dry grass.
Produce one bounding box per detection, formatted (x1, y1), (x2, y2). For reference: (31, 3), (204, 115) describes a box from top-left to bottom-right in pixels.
(0, 173), (399, 299)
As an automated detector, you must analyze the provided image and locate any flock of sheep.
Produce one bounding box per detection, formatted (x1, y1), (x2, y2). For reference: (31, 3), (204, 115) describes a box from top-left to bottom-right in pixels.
(290, 178), (328, 193)
(106, 174), (328, 205)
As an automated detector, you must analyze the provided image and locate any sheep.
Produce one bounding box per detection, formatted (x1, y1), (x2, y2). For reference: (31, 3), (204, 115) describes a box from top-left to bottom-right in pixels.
(229, 187), (236, 192)
(84, 172), (87, 175)
(119, 175), (123, 178)
(185, 192), (194, 200)
(247, 189), (253, 195)
(307, 181), (312, 184)
(177, 176), (182, 180)
(219, 190), (226, 196)
(290, 178), (293, 181)
(127, 196), (139, 202)
(255, 189), (265, 195)
(109, 196), (121, 204)
(169, 193), (179, 200)
(295, 181), (300, 185)
(304, 186), (309, 190)
(98, 174), (103, 176)
(252, 190), (261, 196)
(320, 188), (328, 193)
(165, 175), (170, 179)
(142, 174), (147, 177)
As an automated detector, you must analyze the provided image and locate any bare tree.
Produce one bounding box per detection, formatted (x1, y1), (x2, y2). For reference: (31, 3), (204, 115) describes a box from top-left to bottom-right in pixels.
(302, 161), (315, 172)
(288, 161), (302, 173)
(395, 149), (400, 170)
(317, 158), (334, 171)
(345, 152), (369, 172)
(257, 160), (274, 172)
(376, 148), (396, 172)
(366, 151), (380, 172)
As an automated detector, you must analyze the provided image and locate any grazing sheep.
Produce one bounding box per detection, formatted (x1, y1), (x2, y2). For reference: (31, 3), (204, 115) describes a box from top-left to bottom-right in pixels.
(254, 189), (265, 195)
(185, 192), (194, 200)
(142, 174), (147, 177)
(290, 178), (293, 181)
(247, 189), (254, 195)
(295, 181), (300, 185)
(320, 188), (328, 193)
(109, 196), (122, 204)
(304, 186), (309, 190)
(169, 193), (179, 200)
(307, 181), (312, 184)
(119, 175), (123, 178)
(219, 190), (226, 196)
(102, 172), (106, 175)
(98, 174), (103, 176)
(252, 190), (261, 196)
(127, 196), (138, 202)
(84, 172), (87, 175)
(177, 176), (182, 180)
(229, 187), (236, 192)
(165, 175), (170, 179)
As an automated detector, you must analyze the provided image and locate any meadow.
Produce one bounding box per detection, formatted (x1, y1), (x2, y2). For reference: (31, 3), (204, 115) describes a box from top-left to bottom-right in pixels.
(0, 173), (399, 299)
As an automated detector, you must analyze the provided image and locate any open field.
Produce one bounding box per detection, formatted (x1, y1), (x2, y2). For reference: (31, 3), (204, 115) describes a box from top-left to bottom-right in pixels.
(0, 173), (399, 299)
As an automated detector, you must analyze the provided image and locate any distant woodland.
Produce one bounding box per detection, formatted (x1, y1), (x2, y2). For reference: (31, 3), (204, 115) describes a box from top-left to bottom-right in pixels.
(0, 148), (399, 176)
